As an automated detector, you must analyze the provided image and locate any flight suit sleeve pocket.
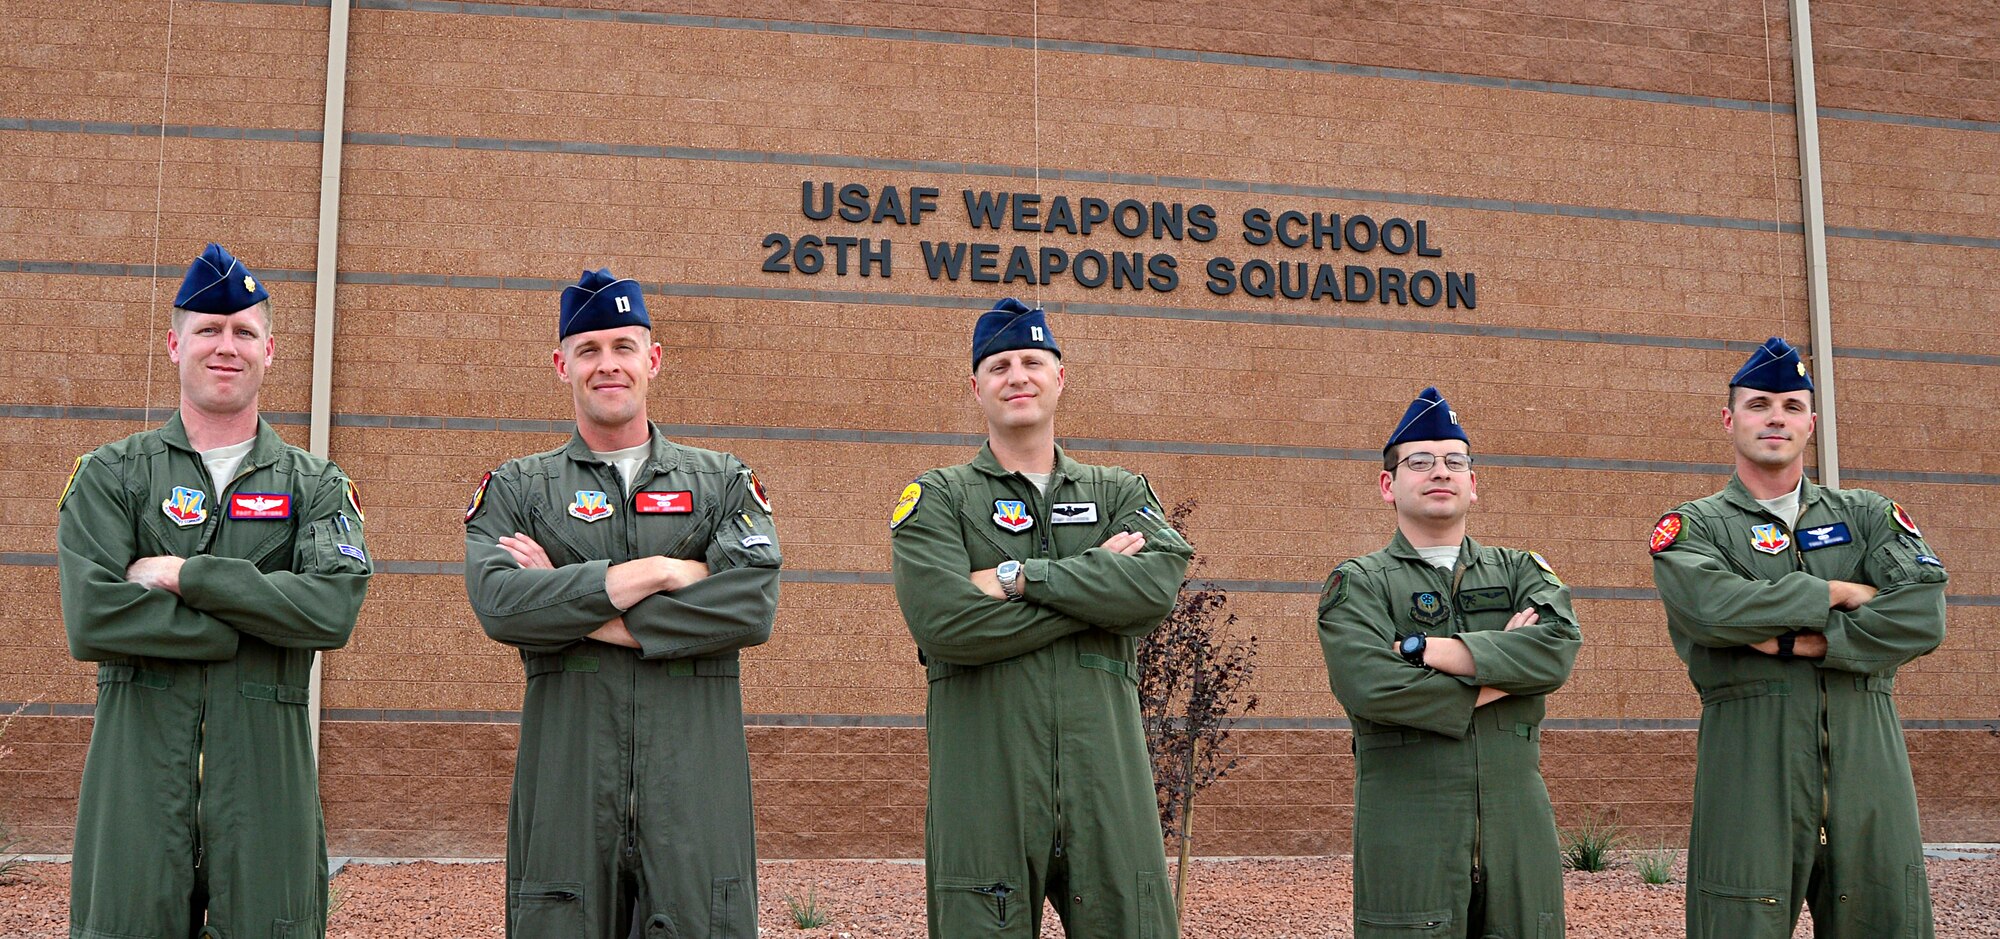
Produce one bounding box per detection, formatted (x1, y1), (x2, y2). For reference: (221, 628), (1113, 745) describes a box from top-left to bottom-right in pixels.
(707, 509), (780, 572)
(1870, 537), (1945, 587)
(509, 880), (585, 933)
(302, 517), (369, 575)
(1355, 908), (1454, 936)
(934, 877), (1027, 935)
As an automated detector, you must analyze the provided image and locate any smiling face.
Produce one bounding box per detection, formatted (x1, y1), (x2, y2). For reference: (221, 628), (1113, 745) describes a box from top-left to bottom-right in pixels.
(1724, 387), (1816, 471)
(554, 325), (661, 434)
(168, 304), (273, 419)
(1380, 439), (1478, 528)
(970, 348), (1065, 433)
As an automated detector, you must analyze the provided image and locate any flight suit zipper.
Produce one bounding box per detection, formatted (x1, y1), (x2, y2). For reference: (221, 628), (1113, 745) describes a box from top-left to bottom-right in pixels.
(189, 457), (259, 873)
(616, 463), (642, 865)
(1785, 512), (1833, 847)
(1432, 557), (1483, 886)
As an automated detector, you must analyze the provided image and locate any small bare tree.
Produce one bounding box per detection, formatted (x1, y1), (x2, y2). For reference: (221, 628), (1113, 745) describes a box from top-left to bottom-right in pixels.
(1137, 499), (1259, 917)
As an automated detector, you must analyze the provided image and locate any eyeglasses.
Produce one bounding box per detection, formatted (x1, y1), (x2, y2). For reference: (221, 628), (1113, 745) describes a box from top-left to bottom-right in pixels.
(1398, 452), (1474, 473)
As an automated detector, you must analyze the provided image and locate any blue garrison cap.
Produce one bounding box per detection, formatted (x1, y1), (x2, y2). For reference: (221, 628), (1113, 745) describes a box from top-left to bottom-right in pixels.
(559, 268), (649, 339)
(1385, 386), (1467, 454)
(971, 298), (1061, 368)
(173, 243), (270, 315)
(1729, 337), (1813, 393)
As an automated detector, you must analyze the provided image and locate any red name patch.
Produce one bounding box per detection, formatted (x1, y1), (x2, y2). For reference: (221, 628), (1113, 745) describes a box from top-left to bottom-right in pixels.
(635, 491), (694, 514)
(228, 492), (291, 520)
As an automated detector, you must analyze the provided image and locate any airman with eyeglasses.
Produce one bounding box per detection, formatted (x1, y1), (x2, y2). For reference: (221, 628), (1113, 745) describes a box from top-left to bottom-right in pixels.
(1315, 386), (1581, 939)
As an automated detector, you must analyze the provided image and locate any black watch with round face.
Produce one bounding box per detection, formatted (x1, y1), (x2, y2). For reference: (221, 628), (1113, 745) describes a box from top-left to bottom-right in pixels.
(1398, 632), (1429, 668)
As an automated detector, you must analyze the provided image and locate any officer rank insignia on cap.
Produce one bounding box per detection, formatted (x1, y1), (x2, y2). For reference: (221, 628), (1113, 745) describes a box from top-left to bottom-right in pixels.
(228, 492), (291, 520)
(465, 472), (492, 523)
(1730, 337), (1814, 394)
(1410, 591), (1448, 626)
(1749, 522), (1791, 555)
(1649, 513), (1682, 555)
(173, 243), (270, 315)
(1888, 502), (1921, 536)
(162, 486), (208, 527)
(889, 482), (923, 531)
(635, 490), (693, 514)
(992, 499), (1034, 533)
(569, 490), (614, 522)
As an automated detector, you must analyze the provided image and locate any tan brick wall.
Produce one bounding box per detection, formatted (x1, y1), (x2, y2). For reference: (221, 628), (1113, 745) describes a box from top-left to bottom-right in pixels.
(1, 0), (1995, 858)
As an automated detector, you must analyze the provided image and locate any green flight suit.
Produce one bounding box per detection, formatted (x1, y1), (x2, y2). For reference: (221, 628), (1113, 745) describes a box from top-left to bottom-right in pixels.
(1651, 476), (1945, 939)
(464, 427), (780, 939)
(889, 444), (1192, 938)
(56, 414), (371, 939)
(1317, 533), (1581, 939)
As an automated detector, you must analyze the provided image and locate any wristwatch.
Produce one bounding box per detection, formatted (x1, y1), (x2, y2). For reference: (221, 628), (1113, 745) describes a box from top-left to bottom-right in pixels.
(996, 559), (1024, 601)
(1775, 631), (1797, 658)
(1398, 632), (1429, 668)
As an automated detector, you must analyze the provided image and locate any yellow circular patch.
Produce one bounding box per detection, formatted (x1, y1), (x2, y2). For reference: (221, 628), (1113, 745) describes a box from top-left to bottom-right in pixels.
(1530, 550), (1563, 585)
(889, 482), (923, 530)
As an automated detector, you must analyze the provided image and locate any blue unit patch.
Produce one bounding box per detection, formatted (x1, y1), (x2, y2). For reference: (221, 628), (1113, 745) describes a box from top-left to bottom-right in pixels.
(1797, 521), (1853, 551)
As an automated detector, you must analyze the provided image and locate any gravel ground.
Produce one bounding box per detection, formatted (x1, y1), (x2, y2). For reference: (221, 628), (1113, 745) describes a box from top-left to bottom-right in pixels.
(3, 853), (1994, 937)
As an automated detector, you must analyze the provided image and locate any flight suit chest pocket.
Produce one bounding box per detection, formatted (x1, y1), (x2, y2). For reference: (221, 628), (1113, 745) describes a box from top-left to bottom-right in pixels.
(1454, 586), (1513, 630)
(525, 498), (598, 566)
(632, 484), (713, 560)
(958, 492), (1029, 565)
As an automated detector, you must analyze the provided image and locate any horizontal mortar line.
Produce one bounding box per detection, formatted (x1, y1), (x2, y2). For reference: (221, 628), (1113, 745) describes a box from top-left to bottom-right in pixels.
(8, 403), (2000, 487)
(9, 262), (2000, 372)
(9, 700), (1995, 733)
(6, 120), (1995, 252)
(219, 0), (2000, 136)
(5, 552), (1996, 607)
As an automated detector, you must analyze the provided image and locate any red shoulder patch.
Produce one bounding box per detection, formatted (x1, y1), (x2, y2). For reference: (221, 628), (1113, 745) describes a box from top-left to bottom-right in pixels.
(1649, 512), (1683, 555)
(465, 471), (492, 523)
(1888, 502), (1921, 537)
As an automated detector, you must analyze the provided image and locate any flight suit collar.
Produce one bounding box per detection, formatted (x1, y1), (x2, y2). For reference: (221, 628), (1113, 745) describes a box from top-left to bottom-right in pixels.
(1720, 472), (1823, 520)
(969, 441), (1083, 482)
(561, 423), (688, 478)
(1384, 528), (1486, 570)
(158, 411), (289, 474)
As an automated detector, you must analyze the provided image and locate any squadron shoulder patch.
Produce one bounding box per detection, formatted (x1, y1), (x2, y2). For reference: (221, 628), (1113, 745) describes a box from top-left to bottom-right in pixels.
(1320, 570), (1347, 608)
(748, 472), (773, 514)
(1649, 513), (1682, 555)
(1888, 502), (1921, 537)
(464, 471), (492, 523)
(1529, 551), (1563, 585)
(58, 454), (88, 512)
(344, 479), (365, 522)
(889, 481), (922, 531)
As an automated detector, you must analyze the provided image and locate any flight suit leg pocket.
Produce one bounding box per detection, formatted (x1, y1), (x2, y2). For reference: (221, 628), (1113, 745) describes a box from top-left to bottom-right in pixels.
(935, 876), (1028, 936)
(269, 917), (312, 939)
(1136, 870), (1173, 939)
(709, 875), (748, 939)
(509, 880), (585, 937)
(1904, 862), (1932, 939)
(1691, 878), (1784, 938)
(1354, 908), (1454, 937)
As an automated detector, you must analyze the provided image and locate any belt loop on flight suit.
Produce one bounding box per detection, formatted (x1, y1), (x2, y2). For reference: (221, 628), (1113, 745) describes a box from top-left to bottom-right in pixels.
(664, 658), (740, 677)
(1077, 653), (1138, 685)
(96, 664), (170, 690)
(522, 653), (600, 678)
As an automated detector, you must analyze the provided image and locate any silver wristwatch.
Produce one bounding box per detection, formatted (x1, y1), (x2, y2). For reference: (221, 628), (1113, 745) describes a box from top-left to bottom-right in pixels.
(996, 559), (1024, 600)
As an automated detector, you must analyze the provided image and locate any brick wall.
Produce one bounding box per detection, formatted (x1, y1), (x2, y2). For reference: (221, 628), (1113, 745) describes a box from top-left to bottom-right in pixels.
(1, 0), (1996, 859)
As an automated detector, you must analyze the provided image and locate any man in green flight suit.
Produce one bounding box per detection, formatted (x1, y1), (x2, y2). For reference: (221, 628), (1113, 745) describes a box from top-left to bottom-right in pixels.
(1317, 386), (1581, 939)
(890, 298), (1193, 938)
(1650, 337), (1945, 939)
(464, 268), (781, 939)
(57, 242), (372, 938)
